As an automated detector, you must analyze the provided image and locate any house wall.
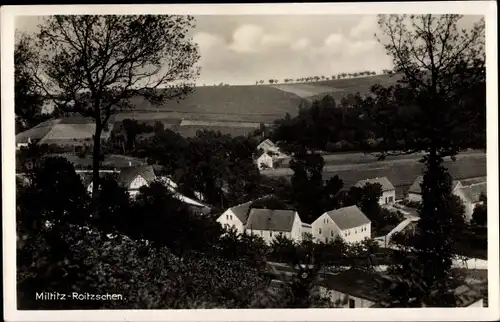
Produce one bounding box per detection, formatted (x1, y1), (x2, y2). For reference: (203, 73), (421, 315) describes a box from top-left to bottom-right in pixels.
(290, 213), (303, 242)
(130, 175), (148, 190)
(318, 286), (375, 308)
(312, 213), (339, 243)
(246, 229), (291, 244)
(301, 225), (312, 239)
(340, 222), (371, 244)
(453, 189), (475, 222)
(466, 299), (484, 307)
(407, 192), (422, 203)
(380, 190), (396, 205)
(217, 209), (245, 234)
(257, 154), (274, 170)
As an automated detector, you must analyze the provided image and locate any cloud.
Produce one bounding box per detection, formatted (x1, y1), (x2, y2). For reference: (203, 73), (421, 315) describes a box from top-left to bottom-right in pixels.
(228, 24), (291, 53)
(349, 15), (378, 40)
(290, 38), (310, 51)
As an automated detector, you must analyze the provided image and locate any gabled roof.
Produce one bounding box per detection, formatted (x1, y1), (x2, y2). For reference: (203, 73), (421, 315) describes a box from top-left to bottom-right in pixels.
(246, 208), (297, 232)
(409, 175), (462, 195)
(15, 116), (113, 145)
(325, 205), (371, 230)
(117, 165), (165, 188)
(459, 176), (487, 187)
(354, 177), (395, 192)
(457, 183), (487, 203)
(257, 139), (275, 149)
(227, 200), (254, 224)
(256, 149), (274, 159)
(321, 268), (483, 308)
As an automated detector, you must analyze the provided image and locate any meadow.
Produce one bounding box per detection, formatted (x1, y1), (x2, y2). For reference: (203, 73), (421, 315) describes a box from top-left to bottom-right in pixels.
(112, 73), (402, 127)
(264, 151), (487, 199)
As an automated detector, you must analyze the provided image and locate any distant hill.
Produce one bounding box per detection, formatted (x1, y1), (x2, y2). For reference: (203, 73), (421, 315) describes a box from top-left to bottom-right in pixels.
(117, 73), (403, 124)
(18, 73), (402, 140)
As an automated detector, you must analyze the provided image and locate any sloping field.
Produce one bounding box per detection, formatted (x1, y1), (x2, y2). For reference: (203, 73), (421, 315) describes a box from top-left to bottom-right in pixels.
(271, 84), (343, 98)
(307, 73), (404, 102)
(122, 85), (304, 123)
(314, 74), (403, 89)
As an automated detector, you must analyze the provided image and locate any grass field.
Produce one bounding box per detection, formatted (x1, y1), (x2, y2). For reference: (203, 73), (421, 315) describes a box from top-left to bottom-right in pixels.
(264, 151), (486, 199)
(177, 125), (257, 138)
(110, 73), (402, 125)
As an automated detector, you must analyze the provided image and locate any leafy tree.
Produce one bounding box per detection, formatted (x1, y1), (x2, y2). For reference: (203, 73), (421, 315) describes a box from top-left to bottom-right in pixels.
(130, 180), (222, 256)
(18, 156), (90, 232)
(153, 121), (165, 134)
(372, 14), (485, 306)
(472, 193), (487, 226)
(15, 33), (48, 133)
(30, 15), (200, 198)
(289, 150), (325, 223)
(269, 234), (297, 264)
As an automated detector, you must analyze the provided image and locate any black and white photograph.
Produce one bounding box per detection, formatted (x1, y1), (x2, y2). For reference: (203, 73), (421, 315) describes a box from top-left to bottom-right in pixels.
(1, 2), (498, 321)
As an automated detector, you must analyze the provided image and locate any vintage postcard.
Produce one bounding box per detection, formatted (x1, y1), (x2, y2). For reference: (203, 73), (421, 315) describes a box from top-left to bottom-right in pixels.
(1, 2), (498, 321)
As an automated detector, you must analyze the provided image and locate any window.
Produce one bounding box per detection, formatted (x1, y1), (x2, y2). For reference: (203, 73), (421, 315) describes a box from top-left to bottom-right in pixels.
(331, 230), (333, 237)
(388, 196), (394, 203)
(385, 197), (388, 204)
(226, 214), (229, 220)
(345, 232), (348, 237)
(230, 215), (233, 220)
(270, 231), (273, 237)
(319, 228), (322, 235)
(355, 229), (357, 234)
(349, 299), (355, 308)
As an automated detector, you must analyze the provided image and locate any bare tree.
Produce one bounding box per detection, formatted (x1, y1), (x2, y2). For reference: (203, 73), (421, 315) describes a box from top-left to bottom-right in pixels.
(30, 15), (200, 199)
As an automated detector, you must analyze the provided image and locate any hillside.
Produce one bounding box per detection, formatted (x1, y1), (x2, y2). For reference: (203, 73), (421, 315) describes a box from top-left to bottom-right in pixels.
(114, 73), (403, 136)
(20, 73), (402, 140)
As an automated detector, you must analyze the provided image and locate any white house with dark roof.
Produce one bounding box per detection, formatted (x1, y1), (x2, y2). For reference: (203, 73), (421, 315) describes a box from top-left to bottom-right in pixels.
(257, 139), (279, 153)
(408, 175), (486, 204)
(408, 175), (462, 203)
(312, 205), (371, 244)
(453, 182), (487, 222)
(245, 209), (304, 244)
(256, 150), (275, 170)
(217, 200), (254, 234)
(116, 165), (210, 213)
(354, 177), (396, 205)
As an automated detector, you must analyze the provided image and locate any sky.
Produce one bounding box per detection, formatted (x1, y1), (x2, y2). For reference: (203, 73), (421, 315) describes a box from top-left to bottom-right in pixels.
(15, 15), (482, 86)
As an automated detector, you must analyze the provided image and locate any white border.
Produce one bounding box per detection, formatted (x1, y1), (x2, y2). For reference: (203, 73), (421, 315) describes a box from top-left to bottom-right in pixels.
(2, 2), (498, 321)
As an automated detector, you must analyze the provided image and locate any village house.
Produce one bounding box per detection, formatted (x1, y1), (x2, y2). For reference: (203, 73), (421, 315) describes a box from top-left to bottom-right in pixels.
(312, 205), (371, 244)
(318, 269), (484, 308)
(453, 182), (487, 222)
(115, 165), (210, 214)
(257, 138), (279, 153)
(217, 200), (254, 235)
(354, 177), (396, 205)
(301, 223), (313, 239)
(255, 139), (288, 171)
(407, 176), (487, 220)
(245, 208), (305, 244)
(255, 150), (274, 170)
(408, 175), (463, 203)
(217, 198), (308, 244)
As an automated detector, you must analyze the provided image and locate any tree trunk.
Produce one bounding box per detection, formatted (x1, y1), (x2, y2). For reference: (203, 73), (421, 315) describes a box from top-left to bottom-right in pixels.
(92, 126), (103, 200)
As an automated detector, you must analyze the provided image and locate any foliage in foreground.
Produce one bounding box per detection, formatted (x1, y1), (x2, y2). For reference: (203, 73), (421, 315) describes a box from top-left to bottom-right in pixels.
(17, 157), (334, 309)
